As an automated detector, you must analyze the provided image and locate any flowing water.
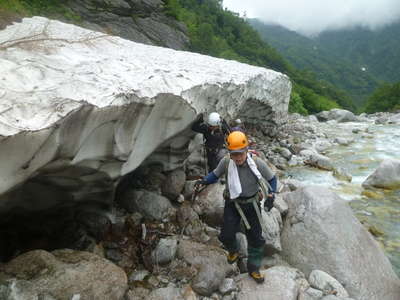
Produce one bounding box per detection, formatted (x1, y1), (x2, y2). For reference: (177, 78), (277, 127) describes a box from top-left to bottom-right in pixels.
(286, 121), (400, 276)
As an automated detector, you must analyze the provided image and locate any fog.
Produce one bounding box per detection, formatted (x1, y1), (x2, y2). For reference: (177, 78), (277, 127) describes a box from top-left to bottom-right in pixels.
(224, 0), (400, 36)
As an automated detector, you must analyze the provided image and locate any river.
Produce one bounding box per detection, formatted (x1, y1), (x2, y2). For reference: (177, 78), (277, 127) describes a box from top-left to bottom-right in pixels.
(286, 120), (400, 276)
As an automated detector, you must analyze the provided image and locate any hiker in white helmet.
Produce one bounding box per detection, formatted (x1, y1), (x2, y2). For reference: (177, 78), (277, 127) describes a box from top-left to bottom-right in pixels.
(192, 112), (230, 171)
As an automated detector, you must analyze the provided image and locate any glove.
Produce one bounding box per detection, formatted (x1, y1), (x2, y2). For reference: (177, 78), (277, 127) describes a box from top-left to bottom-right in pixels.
(264, 193), (275, 211)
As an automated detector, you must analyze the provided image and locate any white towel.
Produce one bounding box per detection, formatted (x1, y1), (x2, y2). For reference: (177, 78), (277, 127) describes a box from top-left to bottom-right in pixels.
(228, 153), (262, 199)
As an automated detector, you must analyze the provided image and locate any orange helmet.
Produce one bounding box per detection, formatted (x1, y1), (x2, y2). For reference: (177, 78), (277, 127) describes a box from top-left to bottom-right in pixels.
(226, 131), (249, 153)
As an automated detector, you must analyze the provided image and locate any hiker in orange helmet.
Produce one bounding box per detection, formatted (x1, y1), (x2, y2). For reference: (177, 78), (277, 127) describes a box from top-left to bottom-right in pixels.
(196, 131), (277, 284)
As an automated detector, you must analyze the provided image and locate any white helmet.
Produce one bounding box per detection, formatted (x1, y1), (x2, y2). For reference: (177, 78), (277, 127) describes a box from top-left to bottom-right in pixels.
(207, 112), (221, 126)
(234, 119), (242, 125)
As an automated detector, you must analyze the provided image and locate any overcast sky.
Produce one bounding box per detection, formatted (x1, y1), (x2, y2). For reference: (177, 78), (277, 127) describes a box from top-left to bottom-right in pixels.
(223, 0), (400, 36)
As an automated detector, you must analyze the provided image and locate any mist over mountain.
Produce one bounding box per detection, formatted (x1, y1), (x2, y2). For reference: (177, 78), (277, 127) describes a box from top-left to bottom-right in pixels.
(249, 19), (400, 106)
(224, 0), (400, 37)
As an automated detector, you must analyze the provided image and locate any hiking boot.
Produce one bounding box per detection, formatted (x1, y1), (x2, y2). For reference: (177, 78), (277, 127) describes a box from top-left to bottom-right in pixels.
(227, 252), (239, 264)
(249, 271), (265, 284)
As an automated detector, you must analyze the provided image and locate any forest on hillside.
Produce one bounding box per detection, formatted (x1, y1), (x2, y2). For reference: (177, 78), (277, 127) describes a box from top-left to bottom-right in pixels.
(249, 19), (400, 113)
(365, 82), (400, 113)
(249, 20), (379, 106)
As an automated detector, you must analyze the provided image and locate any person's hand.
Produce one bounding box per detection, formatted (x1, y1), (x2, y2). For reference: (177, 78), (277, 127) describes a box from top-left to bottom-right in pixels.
(264, 193), (275, 211)
(197, 113), (204, 122)
(195, 179), (207, 187)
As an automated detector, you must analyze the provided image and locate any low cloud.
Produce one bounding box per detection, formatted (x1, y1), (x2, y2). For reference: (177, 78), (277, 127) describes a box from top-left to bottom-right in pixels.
(224, 0), (400, 36)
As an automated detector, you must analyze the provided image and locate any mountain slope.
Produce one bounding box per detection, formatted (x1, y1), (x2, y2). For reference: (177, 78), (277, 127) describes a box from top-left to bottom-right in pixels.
(318, 22), (400, 83)
(249, 19), (381, 106)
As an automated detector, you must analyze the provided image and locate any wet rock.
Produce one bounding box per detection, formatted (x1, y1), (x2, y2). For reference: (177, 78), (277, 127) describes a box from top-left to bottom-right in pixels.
(334, 137), (354, 146)
(332, 168), (352, 182)
(362, 159), (400, 189)
(301, 150), (334, 171)
(375, 116), (388, 124)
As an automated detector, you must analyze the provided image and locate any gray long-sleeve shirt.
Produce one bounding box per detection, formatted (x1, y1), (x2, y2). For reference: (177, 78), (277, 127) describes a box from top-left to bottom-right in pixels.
(213, 156), (275, 198)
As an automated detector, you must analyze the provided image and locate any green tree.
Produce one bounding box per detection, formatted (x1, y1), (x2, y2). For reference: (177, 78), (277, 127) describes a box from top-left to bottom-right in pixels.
(289, 91), (308, 115)
(364, 82), (400, 113)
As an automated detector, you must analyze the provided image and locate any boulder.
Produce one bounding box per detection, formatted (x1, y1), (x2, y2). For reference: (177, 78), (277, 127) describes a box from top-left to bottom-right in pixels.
(262, 208), (282, 253)
(119, 189), (176, 221)
(177, 239), (235, 296)
(300, 150), (334, 171)
(176, 203), (205, 238)
(0, 249), (127, 300)
(317, 109), (358, 123)
(195, 183), (225, 227)
(281, 186), (400, 300)
(161, 168), (186, 201)
(362, 159), (400, 189)
(309, 270), (349, 297)
(236, 266), (304, 300)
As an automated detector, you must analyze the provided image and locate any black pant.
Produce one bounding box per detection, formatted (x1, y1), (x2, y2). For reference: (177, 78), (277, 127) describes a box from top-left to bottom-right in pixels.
(218, 199), (265, 253)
